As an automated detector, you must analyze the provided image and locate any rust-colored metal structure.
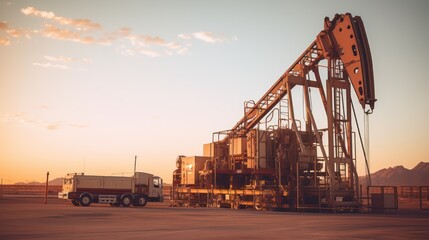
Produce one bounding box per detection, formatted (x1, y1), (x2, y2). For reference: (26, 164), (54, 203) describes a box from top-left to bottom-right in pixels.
(172, 13), (375, 211)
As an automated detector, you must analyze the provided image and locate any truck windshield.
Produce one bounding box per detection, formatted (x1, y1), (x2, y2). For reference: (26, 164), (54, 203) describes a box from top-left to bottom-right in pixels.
(63, 178), (73, 185)
(153, 178), (161, 188)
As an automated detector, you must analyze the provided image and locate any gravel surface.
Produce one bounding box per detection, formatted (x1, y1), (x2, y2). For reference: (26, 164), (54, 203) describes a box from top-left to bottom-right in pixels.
(0, 197), (428, 239)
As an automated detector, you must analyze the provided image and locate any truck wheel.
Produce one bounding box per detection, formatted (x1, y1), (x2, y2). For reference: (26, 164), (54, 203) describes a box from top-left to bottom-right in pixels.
(215, 195), (223, 208)
(121, 195), (133, 207)
(263, 189), (277, 210)
(135, 196), (148, 207)
(79, 194), (92, 207)
(254, 196), (263, 211)
(71, 199), (80, 206)
(231, 196), (240, 210)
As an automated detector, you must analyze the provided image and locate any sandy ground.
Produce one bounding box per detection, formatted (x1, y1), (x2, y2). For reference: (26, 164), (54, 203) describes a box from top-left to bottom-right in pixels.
(0, 196), (428, 240)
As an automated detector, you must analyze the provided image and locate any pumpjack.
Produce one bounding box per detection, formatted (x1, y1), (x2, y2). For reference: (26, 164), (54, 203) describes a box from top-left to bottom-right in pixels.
(172, 13), (375, 211)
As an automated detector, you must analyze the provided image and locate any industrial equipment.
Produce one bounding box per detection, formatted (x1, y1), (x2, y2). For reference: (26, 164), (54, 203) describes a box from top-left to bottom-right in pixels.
(172, 13), (375, 211)
(58, 172), (163, 207)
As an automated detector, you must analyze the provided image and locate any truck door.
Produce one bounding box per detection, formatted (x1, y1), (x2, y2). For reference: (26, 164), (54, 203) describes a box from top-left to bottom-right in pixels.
(152, 177), (163, 201)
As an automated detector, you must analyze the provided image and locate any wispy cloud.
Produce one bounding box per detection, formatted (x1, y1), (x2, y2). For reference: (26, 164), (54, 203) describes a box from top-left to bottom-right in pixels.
(178, 33), (192, 40)
(18, 7), (110, 45)
(19, 6), (184, 53)
(1, 112), (88, 130)
(0, 6), (236, 57)
(6, 28), (31, 38)
(139, 49), (161, 57)
(42, 23), (96, 44)
(33, 55), (93, 70)
(21, 7), (101, 30)
(118, 32), (189, 57)
(0, 20), (32, 44)
(44, 55), (92, 64)
(21, 6), (187, 55)
(33, 62), (68, 70)
(179, 32), (237, 44)
(44, 55), (73, 63)
(0, 36), (10, 45)
(193, 32), (226, 43)
(0, 21), (7, 30)
(45, 122), (61, 130)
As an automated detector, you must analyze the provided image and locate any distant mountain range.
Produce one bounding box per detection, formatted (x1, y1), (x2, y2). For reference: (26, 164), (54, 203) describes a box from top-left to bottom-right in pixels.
(15, 178), (63, 186)
(360, 162), (429, 186)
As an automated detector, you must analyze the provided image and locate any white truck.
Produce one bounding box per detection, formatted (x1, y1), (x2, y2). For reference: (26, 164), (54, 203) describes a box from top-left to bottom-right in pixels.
(58, 172), (163, 207)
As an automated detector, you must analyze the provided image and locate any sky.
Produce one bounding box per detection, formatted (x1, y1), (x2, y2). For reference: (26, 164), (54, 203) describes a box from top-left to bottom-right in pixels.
(1, 0), (428, 184)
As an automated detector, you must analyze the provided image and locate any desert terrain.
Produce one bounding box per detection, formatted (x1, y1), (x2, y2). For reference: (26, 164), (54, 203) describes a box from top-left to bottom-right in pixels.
(0, 195), (428, 240)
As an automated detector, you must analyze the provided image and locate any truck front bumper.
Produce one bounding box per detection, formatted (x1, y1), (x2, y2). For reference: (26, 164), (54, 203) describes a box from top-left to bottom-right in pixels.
(58, 192), (80, 200)
(58, 192), (68, 199)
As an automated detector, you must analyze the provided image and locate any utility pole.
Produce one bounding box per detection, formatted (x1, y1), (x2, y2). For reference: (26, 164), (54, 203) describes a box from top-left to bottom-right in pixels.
(44, 172), (49, 204)
(134, 155), (137, 175)
(0, 179), (3, 199)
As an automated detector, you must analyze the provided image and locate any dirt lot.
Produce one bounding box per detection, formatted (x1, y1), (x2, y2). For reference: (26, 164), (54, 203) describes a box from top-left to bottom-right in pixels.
(0, 196), (428, 239)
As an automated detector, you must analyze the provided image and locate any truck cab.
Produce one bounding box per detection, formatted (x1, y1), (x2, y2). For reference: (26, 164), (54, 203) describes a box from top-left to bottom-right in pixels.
(134, 172), (163, 201)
